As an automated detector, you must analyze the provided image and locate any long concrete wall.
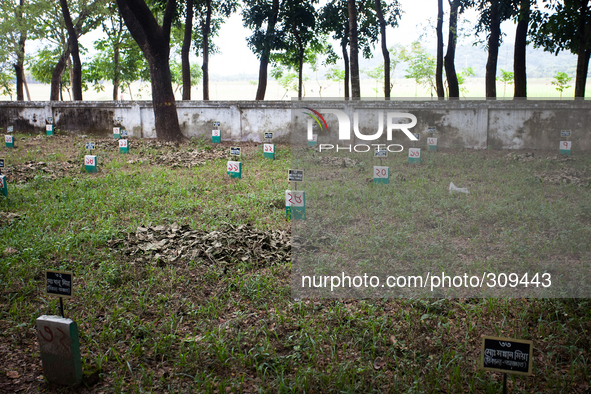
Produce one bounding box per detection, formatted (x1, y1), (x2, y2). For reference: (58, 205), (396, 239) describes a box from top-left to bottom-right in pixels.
(0, 100), (589, 150)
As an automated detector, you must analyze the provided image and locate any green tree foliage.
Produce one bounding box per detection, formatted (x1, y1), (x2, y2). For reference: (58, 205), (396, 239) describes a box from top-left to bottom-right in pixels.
(551, 71), (572, 98)
(496, 68), (514, 97)
(242, 0), (282, 99)
(400, 41), (437, 97)
(530, 0), (591, 97)
(270, 0), (320, 98)
(457, 66), (475, 97)
(84, 2), (147, 100)
(0, 0), (44, 100)
(319, 0), (400, 98)
(170, 59), (202, 94)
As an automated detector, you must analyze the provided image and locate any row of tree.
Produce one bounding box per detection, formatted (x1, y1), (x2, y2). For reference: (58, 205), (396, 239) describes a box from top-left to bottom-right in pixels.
(0, 0), (589, 140)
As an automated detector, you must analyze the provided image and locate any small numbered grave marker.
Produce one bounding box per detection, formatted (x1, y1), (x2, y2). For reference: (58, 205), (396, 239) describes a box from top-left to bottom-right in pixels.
(213, 121), (220, 127)
(46, 124), (54, 136)
(481, 336), (533, 378)
(560, 130), (571, 137)
(113, 127), (121, 139)
(559, 140), (571, 155)
(427, 126), (436, 133)
(408, 148), (421, 164)
(288, 169), (304, 183)
(5, 134), (14, 148)
(427, 137), (438, 151)
(212, 129), (221, 143)
(119, 139), (129, 154)
(84, 155), (97, 173)
(285, 190), (306, 220)
(0, 174), (7, 197)
(264, 132), (273, 140)
(308, 134), (318, 147)
(412, 133), (420, 141)
(230, 147), (241, 156)
(36, 315), (82, 386)
(373, 166), (389, 185)
(227, 160), (242, 179)
(263, 143), (275, 160)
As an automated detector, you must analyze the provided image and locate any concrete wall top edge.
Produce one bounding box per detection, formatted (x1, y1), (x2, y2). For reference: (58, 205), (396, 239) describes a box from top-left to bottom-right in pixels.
(2, 99), (590, 111)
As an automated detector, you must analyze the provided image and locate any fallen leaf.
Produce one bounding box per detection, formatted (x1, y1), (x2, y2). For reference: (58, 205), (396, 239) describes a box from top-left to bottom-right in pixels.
(7, 371), (19, 379)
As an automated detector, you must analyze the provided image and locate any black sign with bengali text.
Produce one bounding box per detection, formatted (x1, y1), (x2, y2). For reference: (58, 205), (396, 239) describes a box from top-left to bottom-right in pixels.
(230, 147), (241, 156)
(213, 121), (221, 127)
(412, 133), (420, 141)
(0, 158), (4, 168)
(288, 169), (304, 182)
(481, 336), (533, 376)
(121, 129), (128, 137)
(45, 270), (73, 298)
(86, 142), (95, 150)
(374, 149), (387, 157)
(427, 126), (436, 133)
(561, 130), (571, 137)
(264, 132), (273, 139)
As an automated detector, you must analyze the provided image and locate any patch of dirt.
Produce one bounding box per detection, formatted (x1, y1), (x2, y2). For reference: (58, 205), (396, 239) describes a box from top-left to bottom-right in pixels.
(108, 223), (291, 267)
(535, 167), (590, 186)
(315, 156), (359, 168)
(0, 212), (22, 227)
(127, 149), (227, 168)
(3, 161), (77, 183)
(506, 152), (535, 162)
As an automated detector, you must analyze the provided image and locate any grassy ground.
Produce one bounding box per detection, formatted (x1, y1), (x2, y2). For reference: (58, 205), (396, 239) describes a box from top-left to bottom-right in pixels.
(0, 132), (590, 393)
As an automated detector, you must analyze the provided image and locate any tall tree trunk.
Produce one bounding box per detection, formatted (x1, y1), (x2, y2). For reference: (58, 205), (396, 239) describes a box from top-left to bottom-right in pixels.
(375, 0), (390, 98)
(435, 0), (445, 98)
(255, 0), (279, 100)
(14, 63), (24, 101)
(445, 0), (460, 98)
(14, 0), (26, 101)
(202, 0), (211, 100)
(182, 0), (193, 100)
(574, 0), (590, 98)
(485, 0), (500, 98)
(291, 25), (304, 98)
(50, 47), (71, 101)
(348, 0), (360, 98)
(23, 67), (31, 100)
(60, 0), (82, 100)
(342, 24), (350, 99)
(116, 0), (182, 141)
(513, 0), (529, 97)
(113, 44), (120, 100)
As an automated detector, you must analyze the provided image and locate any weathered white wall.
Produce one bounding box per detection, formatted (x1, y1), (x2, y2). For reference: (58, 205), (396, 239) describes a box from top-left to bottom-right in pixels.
(0, 100), (589, 151)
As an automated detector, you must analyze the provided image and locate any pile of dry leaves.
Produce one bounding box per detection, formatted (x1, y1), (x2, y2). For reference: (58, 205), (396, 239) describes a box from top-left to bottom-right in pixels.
(2, 161), (77, 183)
(545, 154), (573, 163)
(506, 152), (535, 162)
(127, 149), (227, 168)
(535, 167), (589, 186)
(108, 223), (290, 266)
